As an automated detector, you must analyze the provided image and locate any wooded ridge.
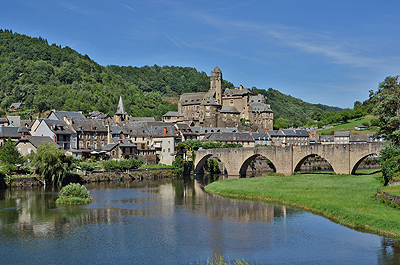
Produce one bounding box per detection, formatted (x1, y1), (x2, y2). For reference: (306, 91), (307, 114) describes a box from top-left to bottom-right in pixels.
(0, 29), (342, 123)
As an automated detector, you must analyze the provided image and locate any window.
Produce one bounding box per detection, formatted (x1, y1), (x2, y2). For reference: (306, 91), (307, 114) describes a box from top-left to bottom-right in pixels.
(93, 143), (96, 150)
(87, 142), (90, 149)
(168, 148), (170, 153)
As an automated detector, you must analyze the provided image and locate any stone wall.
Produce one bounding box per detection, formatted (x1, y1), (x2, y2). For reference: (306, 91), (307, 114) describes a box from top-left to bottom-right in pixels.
(0, 168), (174, 189)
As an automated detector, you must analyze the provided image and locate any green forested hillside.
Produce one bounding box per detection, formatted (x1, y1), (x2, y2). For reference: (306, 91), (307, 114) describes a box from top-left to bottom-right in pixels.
(0, 29), (342, 122)
(0, 29), (176, 119)
(251, 87), (342, 125)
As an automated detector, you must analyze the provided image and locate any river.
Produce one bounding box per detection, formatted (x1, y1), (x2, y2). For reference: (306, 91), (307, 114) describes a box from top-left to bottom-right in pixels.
(0, 176), (399, 264)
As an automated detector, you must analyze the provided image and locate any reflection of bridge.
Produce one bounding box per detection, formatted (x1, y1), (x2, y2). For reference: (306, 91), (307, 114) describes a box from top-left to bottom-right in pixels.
(194, 143), (385, 176)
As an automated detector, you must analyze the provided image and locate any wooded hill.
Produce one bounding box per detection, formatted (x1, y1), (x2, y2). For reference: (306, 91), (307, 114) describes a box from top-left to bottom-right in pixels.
(0, 30), (342, 123)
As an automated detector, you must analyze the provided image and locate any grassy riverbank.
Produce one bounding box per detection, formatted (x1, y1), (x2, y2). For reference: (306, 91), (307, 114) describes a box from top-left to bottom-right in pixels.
(205, 170), (400, 239)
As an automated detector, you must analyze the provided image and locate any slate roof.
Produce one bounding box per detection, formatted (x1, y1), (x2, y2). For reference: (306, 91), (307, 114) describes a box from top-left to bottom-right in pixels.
(282, 129), (297, 137)
(50, 110), (85, 120)
(7, 116), (21, 127)
(200, 91), (221, 106)
(267, 130), (285, 137)
(0, 126), (21, 138)
(87, 110), (110, 119)
(296, 129), (310, 137)
(202, 132), (254, 142)
(116, 96), (127, 115)
(42, 119), (75, 135)
(213, 66), (221, 73)
(21, 119), (35, 129)
(163, 111), (184, 117)
(220, 106), (240, 113)
(68, 118), (107, 133)
(224, 88), (251, 97)
(350, 135), (368, 142)
(334, 131), (351, 137)
(248, 95), (266, 105)
(179, 92), (208, 106)
(251, 133), (271, 141)
(250, 103), (273, 113)
(103, 143), (118, 152)
(129, 117), (156, 122)
(16, 136), (60, 149)
(9, 103), (23, 110)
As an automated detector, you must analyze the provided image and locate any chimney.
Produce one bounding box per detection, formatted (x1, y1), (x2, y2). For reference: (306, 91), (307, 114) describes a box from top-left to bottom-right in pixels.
(279, 128), (283, 131)
(239, 85), (243, 90)
(107, 120), (112, 145)
(53, 134), (56, 142)
(91, 125), (94, 130)
(163, 127), (167, 136)
(265, 128), (269, 133)
(21, 132), (24, 139)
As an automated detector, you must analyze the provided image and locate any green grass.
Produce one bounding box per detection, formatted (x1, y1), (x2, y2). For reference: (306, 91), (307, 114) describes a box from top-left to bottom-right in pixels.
(205, 172), (400, 239)
(317, 116), (377, 135)
(381, 186), (400, 196)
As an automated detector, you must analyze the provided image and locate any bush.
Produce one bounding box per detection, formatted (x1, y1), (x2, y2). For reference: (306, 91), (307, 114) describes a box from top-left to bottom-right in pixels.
(102, 158), (143, 172)
(57, 183), (92, 204)
(80, 162), (95, 172)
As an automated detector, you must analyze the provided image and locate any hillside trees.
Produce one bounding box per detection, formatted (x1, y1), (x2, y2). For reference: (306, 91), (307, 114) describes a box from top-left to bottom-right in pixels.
(0, 30), (177, 119)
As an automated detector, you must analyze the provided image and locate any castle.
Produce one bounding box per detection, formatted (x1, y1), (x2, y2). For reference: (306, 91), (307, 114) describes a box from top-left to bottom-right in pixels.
(177, 66), (273, 130)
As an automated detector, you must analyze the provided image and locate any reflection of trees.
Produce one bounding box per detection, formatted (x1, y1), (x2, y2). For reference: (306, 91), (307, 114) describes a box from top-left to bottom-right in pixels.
(378, 238), (400, 265)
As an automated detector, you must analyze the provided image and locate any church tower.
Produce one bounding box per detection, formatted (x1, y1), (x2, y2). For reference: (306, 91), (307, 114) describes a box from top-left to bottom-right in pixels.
(114, 96), (128, 123)
(210, 66), (222, 104)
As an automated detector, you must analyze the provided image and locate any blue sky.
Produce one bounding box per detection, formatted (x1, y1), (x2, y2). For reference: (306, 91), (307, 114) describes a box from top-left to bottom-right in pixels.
(2, 0), (400, 108)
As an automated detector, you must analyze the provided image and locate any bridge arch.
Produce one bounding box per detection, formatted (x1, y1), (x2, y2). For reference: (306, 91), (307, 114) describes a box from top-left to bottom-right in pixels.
(351, 153), (379, 174)
(293, 153), (335, 173)
(239, 154), (277, 176)
(194, 153), (229, 175)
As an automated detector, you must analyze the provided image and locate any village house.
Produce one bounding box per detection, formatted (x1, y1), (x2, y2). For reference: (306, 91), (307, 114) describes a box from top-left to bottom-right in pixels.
(162, 111), (184, 123)
(33, 119), (74, 150)
(0, 126), (26, 146)
(252, 132), (272, 146)
(8, 103), (24, 111)
(64, 117), (108, 158)
(15, 135), (60, 156)
(334, 131), (351, 144)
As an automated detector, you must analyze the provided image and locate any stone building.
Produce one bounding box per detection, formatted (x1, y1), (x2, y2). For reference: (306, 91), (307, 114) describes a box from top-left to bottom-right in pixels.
(178, 67), (273, 130)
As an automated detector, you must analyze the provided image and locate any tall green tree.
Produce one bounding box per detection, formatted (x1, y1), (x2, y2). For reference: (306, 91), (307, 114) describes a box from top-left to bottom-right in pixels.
(29, 143), (74, 186)
(370, 76), (400, 145)
(0, 138), (25, 174)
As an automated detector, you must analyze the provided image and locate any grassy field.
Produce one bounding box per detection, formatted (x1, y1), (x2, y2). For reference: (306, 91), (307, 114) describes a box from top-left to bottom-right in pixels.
(316, 116), (378, 135)
(381, 186), (400, 196)
(205, 171), (400, 239)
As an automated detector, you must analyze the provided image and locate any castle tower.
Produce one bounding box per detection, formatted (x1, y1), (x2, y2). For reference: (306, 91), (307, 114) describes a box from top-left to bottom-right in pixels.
(210, 66), (222, 104)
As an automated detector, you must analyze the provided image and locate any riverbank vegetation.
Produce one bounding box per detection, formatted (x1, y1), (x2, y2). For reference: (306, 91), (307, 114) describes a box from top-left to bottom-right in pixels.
(56, 183), (92, 204)
(205, 171), (400, 239)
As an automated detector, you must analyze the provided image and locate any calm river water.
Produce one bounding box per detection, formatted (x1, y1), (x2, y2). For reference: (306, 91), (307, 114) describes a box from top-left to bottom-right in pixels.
(0, 176), (399, 265)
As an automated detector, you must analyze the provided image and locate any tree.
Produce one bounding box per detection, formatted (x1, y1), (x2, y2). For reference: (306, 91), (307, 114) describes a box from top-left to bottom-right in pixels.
(29, 143), (74, 186)
(370, 76), (400, 145)
(0, 138), (25, 175)
(273, 117), (290, 129)
(379, 143), (400, 185)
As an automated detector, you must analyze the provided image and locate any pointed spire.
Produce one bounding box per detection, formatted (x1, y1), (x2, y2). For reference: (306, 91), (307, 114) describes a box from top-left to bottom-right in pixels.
(116, 96), (127, 115)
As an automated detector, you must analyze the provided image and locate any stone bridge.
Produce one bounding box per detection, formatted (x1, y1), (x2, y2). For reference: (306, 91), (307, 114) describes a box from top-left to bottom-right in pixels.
(193, 143), (385, 176)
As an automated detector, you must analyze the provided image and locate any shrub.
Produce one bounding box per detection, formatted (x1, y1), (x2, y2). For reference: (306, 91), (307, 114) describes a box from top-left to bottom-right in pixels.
(59, 183), (91, 198)
(80, 162), (95, 172)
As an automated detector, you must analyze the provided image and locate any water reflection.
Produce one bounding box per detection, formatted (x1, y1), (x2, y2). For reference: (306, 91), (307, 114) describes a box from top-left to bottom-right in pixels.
(0, 176), (399, 264)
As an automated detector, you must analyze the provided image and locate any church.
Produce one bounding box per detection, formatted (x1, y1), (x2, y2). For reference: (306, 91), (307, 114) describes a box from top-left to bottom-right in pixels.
(178, 67), (273, 131)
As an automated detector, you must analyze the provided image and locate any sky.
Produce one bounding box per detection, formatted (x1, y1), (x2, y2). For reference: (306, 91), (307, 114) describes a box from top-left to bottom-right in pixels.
(2, 0), (400, 108)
